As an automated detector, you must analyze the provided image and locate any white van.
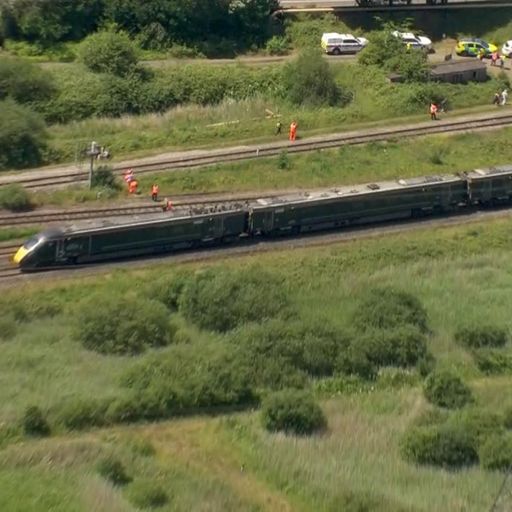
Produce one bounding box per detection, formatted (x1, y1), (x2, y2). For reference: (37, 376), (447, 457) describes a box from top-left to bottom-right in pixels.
(321, 33), (369, 55)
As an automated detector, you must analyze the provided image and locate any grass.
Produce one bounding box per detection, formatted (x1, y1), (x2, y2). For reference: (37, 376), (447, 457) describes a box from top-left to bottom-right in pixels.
(30, 57), (507, 167)
(32, 126), (512, 208)
(4, 216), (512, 509)
(0, 227), (40, 243)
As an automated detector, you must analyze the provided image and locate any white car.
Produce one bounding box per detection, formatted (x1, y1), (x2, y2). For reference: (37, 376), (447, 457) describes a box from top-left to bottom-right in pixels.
(321, 33), (369, 55)
(502, 40), (512, 56)
(392, 31), (432, 51)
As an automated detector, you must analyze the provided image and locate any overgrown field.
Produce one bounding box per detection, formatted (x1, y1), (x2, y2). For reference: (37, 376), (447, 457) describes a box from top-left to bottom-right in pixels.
(2, 216), (512, 510)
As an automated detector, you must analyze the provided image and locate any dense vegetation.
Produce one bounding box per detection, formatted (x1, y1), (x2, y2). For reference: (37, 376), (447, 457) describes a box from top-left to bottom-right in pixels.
(2, 217), (512, 509)
(1, 0), (278, 55)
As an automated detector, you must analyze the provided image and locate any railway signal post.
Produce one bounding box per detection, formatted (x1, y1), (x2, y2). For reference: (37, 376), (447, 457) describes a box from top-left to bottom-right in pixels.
(87, 141), (101, 189)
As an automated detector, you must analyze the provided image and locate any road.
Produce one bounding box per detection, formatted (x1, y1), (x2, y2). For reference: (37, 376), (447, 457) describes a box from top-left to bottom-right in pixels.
(278, 0), (512, 10)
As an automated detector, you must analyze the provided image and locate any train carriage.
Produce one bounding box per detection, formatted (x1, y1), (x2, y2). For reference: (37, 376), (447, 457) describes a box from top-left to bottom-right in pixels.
(465, 165), (512, 206)
(249, 175), (467, 236)
(14, 208), (247, 270)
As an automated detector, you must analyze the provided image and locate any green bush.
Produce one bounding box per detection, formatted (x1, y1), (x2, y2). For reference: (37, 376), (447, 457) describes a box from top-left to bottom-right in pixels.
(78, 30), (138, 76)
(22, 406), (50, 437)
(118, 345), (256, 420)
(448, 409), (504, 445)
(472, 349), (512, 375)
(423, 370), (473, 409)
(505, 407), (512, 430)
(353, 287), (429, 333)
(479, 434), (512, 471)
(359, 30), (405, 69)
(0, 184), (33, 212)
(57, 398), (110, 430)
(359, 326), (428, 368)
(1, 293), (61, 321)
(265, 36), (290, 55)
(455, 325), (508, 349)
(128, 480), (169, 509)
(261, 389), (326, 435)
(0, 100), (47, 170)
(401, 424), (478, 468)
(281, 49), (343, 107)
(0, 57), (55, 106)
(336, 343), (377, 381)
(97, 455), (132, 486)
(179, 268), (290, 332)
(91, 165), (121, 190)
(75, 293), (172, 355)
(229, 320), (351, 387)
(417, 352), (436, 377)
(0, 314), (17, 340)
(148, 271), (192, 311)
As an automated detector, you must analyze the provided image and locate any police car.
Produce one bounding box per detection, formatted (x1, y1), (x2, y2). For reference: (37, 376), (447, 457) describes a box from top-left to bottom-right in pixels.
(321, 33), (369, 55)
(455, 38), (498, 57)
(392, 31), (433, 51)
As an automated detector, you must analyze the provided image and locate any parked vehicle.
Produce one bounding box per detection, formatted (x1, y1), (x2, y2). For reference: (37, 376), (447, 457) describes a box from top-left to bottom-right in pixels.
(321, 33), (368, 55)
(392, 31), (432, 51)
(455, 38), (498, 57)
(501, 40), (512, 57)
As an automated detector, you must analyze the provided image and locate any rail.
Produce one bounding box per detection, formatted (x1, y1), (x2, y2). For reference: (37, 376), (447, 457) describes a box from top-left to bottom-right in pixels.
(4, 113), (512, 191)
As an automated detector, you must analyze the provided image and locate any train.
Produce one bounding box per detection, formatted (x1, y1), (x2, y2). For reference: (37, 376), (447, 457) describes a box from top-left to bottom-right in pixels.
(12, 164), (512, 271)
(355, 0), (448, 5)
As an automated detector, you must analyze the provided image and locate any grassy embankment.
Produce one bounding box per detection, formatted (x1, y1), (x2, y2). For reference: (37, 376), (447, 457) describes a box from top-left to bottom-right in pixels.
(32, 126), (512, 208)
(2, 217), (512, 510)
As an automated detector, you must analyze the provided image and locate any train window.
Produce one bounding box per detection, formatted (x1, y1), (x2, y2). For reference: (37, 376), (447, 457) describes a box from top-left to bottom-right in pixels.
(23, 237), (40, 250)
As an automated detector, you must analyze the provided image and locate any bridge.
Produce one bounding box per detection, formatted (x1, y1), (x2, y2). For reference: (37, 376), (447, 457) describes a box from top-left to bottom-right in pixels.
(278, 0), (512, 12)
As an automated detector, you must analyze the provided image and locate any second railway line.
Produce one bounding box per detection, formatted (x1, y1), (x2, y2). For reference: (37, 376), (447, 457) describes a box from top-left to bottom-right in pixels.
(3, 112), (512, 191)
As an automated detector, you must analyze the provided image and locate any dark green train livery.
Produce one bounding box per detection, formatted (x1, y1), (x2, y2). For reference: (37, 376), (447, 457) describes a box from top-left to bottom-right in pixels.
(13, 165), (512, 271)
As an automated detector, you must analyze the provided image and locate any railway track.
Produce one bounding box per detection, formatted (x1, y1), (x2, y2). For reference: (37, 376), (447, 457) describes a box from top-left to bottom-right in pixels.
(0, 191), (280, 228)
(5, 113), (512, 190)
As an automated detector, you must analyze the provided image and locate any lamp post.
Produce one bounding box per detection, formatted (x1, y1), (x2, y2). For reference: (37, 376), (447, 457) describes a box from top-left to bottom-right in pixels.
(87, 141), (101, 190)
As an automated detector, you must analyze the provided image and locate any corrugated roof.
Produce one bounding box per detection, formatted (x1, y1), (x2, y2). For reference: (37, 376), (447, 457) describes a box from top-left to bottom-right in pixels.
(430, 60), (487, 75)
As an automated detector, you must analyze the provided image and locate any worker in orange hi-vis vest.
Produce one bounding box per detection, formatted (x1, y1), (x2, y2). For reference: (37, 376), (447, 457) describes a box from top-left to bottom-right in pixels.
(151, 183), (159, 202)
(289, 121), (297, 142)
(128, 179), (138, 194)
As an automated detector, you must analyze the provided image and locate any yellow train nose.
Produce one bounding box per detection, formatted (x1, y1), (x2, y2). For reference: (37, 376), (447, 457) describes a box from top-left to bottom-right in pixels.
(13, 246), (28, 264)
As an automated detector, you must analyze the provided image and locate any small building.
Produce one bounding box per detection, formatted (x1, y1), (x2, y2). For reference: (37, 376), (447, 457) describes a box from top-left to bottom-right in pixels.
(429, 60), (487, 84)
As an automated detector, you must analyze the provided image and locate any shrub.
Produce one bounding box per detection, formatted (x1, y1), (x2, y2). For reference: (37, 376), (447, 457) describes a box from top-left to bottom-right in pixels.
(75, 293), (171, 355)
(448, 409), (504, 448)
(179, 267), (290, 332)
(472, 349), (512, 375)
(261, 389), (326, 435)
(78, 30), (138, 76)
(91, 165), (121, 190)
(358, 326), (428, 368)
(479, 434), (512, 471)
(0, 184), (33, 212)
(0, 314), (17, 340)
(0, 57), (55, 106)
(281, 49), (343, 107)
(455, 325), (508, 349)
(129, 480), (169, 509)
(359, 30), (405, 69)
(265, 36), (290, 55)
(57, 398), (110, 430)
(401, 424), (478, 468)
(22, 406), (50, 437)
(423, 370), (473, 409)
(97, 455), (132, 486)
(417, 351), (436, 377)
(336, 343), (377, 381)
(353, 287), (428, 333)
(0, 100), (47, 170)
(148, 271), (192, 311)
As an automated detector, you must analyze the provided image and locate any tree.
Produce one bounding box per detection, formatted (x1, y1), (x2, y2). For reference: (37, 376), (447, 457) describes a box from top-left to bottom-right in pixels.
(359, 30), (429, 83)
(78, 29), (138, 76)
(282, 49), (342, 107)
(0, 100), (47, 170)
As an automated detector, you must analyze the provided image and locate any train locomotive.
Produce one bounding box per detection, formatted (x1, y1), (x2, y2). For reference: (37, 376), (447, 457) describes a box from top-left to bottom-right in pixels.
(12, 165), (512, 271)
